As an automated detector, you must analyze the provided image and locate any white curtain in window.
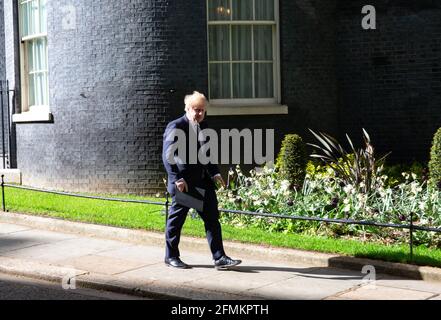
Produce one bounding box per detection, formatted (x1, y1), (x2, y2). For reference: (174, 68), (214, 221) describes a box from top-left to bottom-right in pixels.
(40, 0), (47, 34)
(255, 0), (274, 20)
(28, 38), (48, 106)
(208, 0), (275, 99)
(232, 0), (252, 20)
(20, 0), (41, 37)
(232, 25), (251, 60)
(209, 24), (231, 99)
(210, 63), (230, 99)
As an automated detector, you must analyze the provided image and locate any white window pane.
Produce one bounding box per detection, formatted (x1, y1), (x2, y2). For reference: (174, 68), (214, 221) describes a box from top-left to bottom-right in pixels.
(35, 73), (41, 105)
(36, 38), (47, 70)
(36, 72), (45, 105)
(27, 1), (32, 35)
(27, 38), (46, 72)
(40, 0), (47, 34)
(20, 2), (29, 37)
(28, 73), (35, 106)
(232, 63), (252, 98)
(232, 25), (251, 61)
(209, 25), (230, 61)
(232, 0), (252, 20)
(255, 0), (274, 20)
(30, 0), (39, 34)
(20, 0), (42, 36)
(254, 25), (273, 60)
(255, 63), (273, 98)
(36, 40), (42, 70)
(208, 0), (231, 21)
(27, 37), (48, 107)
(210, 63), (231, 99)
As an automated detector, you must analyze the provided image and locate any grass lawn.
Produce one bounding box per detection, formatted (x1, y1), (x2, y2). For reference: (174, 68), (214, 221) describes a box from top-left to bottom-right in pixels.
(4, 186), (441, 268)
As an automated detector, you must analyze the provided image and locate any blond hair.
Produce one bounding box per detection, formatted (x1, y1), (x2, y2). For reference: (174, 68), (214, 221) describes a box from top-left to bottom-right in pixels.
(184, 91), (208, 111)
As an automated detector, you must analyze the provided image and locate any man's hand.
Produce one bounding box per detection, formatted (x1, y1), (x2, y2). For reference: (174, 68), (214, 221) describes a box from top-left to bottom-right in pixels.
(213, 175), (226, 189)
(175, 179), (188, 193)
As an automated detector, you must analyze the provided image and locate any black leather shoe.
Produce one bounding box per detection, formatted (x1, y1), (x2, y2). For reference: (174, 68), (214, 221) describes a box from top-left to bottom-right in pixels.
(214, 255), (242, 270)
(165, 257), (190, 269)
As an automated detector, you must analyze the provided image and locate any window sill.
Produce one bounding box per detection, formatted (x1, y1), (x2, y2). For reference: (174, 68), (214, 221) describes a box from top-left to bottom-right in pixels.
(207, 104), (288, 116)
(12, 109), (53, 123)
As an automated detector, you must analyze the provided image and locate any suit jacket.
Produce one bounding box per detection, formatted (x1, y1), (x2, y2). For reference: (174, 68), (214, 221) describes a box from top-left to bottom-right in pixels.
(162, 114), (220, 195)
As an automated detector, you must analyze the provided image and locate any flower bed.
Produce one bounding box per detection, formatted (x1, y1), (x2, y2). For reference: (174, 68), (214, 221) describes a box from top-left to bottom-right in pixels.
(217, 164), (441, 248)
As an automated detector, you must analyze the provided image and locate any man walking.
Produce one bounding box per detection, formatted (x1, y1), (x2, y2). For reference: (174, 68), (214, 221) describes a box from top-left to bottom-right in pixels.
(162, 91), (241, 270)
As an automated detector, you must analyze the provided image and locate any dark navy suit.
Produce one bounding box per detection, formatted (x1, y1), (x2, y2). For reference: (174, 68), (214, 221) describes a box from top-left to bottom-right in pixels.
(162, 114), (225, 260)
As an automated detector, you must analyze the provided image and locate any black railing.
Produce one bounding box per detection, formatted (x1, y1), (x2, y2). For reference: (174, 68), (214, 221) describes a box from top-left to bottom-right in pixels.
(2, 175), (441, 262)
(0, 80), (14, 169)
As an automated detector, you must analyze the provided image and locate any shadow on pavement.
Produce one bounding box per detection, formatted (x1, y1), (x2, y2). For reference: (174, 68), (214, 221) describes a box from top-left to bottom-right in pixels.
(0, 237), (37, 254)
(188, 263), (420, 281)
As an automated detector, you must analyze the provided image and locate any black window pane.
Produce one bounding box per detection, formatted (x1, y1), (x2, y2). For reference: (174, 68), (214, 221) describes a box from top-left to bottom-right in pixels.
(232, 0), (252, 20)
(254, 63), (274, 98)
(210, 63), (231, 99)
(232, 63), (252, 98)
(208, 0), (231, 21)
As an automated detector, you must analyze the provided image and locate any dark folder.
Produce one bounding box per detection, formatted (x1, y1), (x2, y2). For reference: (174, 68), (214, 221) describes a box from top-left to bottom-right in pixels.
(175, 186), (206, 211)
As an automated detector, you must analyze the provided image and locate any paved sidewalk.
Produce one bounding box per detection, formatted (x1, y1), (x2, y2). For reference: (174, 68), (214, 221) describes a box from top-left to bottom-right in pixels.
(1, 215), (441, 300)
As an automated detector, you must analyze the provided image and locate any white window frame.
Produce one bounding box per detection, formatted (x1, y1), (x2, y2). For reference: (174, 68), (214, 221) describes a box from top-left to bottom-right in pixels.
(13, 0), (51, 123)
(206, 0), (287, 115)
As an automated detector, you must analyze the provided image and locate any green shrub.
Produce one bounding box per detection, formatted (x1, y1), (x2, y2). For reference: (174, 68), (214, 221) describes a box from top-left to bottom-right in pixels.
(381, 161), (427, 187)
(275, 134), (307, 189)
(429, 127), (441, 187)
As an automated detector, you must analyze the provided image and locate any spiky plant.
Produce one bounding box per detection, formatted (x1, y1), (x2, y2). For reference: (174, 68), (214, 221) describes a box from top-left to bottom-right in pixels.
(308, 129), (389, 193)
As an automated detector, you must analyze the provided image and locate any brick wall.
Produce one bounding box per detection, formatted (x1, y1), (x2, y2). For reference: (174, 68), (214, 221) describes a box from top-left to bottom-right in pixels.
(10, 0), (441, 194)
(12, 0), (342, 193)
(0, 0), (4, 81)
(0, 0), (7, 162)
(336, 0), (441, 162)
(1, 0), (17, 169)
(0, 0), (6, 161)
(14, 0), (206, 194)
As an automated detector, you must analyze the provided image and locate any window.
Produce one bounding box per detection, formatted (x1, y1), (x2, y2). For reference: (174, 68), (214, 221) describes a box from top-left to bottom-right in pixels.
(16, 0), (50, 121)
(207, 0), (285, 114)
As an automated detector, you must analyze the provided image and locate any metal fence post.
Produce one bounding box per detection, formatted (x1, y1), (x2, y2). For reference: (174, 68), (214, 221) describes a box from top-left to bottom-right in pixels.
(165, 192), (169, 225)
(1, 174), (5, 212)
(6, 81), (11, 169)
(409, 211), (414, 263)
(1, 83), (5, 169)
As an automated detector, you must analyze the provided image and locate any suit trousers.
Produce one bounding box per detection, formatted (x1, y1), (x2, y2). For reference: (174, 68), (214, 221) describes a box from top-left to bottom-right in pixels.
(165, 188), (225, 260)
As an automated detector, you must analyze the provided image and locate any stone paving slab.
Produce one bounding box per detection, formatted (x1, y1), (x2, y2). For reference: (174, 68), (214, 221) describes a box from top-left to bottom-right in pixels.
(0, 223), (31, 234)
(0, 228), (78, 254)
(0, 241), (97, 262)
(58, 254), (151, 276)
(2, 219), (441, 300)
(0, 256), (88, 283)
(374, 276), (441, 295)
(3, 212), (441, 283)
(94, 244), (165, 264)
(336, 284), (436, 300)
(118, 262), (220, 284)
(245, 267), (366, 300)
(0, 236), (128, 263)
(137, 279), (265, 300)
(0, 229), (78, 255)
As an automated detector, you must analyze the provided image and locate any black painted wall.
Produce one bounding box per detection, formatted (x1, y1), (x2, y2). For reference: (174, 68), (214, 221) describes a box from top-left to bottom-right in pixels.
(336, 0), (441, 162)
(9, 0), (441, 194)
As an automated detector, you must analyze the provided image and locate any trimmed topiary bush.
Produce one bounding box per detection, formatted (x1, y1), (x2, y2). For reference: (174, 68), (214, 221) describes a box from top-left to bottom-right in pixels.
(429, 127), (441, 188)
(276, 134), (307, 189)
